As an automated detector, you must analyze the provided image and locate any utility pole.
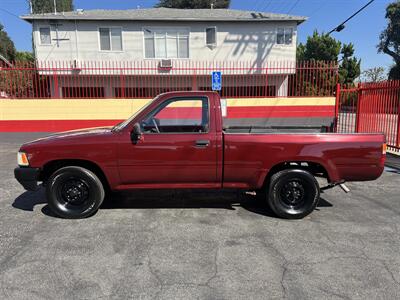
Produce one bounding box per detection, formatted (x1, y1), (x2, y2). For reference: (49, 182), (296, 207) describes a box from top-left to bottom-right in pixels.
(54, 0), (57, 14)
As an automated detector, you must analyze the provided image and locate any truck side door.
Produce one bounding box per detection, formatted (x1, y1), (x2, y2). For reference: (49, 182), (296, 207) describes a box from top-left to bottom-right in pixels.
(117, 95), (219, 188)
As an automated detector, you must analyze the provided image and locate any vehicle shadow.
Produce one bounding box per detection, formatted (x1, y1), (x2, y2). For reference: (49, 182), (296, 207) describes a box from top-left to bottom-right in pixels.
(12, 188), (333, 219)
(12, 187), (47, 211)
(101, 189), (279, 217)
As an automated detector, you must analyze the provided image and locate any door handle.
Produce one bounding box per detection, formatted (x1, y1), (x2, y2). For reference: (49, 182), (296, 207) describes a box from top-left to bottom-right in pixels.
(195, 140), (210, 148)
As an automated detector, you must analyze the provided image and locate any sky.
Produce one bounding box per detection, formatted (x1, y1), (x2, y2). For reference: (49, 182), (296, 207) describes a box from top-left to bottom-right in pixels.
(0, 0), (395, 71)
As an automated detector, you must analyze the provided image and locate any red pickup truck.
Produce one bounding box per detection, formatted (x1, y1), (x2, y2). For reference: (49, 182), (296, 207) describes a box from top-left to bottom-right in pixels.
(14, 91), (386, 219)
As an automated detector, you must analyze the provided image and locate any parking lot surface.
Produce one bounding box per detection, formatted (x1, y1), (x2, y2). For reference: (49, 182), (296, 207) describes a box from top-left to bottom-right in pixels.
(1, 133), (400, 299)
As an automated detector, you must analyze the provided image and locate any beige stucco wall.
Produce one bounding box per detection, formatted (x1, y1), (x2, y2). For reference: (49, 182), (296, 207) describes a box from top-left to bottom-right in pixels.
(32, 19), (298, 67)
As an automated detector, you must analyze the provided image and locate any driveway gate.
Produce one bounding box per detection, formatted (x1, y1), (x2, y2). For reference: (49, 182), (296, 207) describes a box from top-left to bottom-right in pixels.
(336, 81), (400, 151)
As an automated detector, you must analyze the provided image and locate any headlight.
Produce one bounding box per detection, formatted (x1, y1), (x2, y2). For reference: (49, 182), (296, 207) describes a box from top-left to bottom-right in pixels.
(17, 152), (29, 166)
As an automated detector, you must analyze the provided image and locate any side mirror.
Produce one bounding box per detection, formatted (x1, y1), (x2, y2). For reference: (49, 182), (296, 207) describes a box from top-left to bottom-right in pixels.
(130, 123), (143, 144)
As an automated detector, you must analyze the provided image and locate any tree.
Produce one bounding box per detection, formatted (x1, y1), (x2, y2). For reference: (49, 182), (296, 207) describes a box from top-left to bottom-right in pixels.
(0, 25), (35, 97)
(0, 23), (16, 63)
(361, 67), (387, 82)
(338, 43), (361, 85)
(296, 31), (360, 97)
(15, 51), (35, 63)
(297, 31), (360, 85)
(388, 64), (400, 79)
(155, 0), (230, 9)
(297, 31), (341, 62)
(378, 1), (400, 80)
(31, 0), (73, 14)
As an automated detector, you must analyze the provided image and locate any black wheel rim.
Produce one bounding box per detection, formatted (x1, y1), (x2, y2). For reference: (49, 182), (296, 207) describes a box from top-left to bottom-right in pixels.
(57, 176), (91, 211)
(279, 179), (306, 209)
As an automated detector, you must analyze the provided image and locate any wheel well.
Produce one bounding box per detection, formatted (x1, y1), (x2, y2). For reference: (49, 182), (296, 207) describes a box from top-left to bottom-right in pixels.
(40, 159), (110, 191)
(262, 161), (329, 189)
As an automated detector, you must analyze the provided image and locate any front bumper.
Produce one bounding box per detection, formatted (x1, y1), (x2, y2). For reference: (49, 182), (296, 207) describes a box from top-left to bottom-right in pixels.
(14, 167), (40, 191)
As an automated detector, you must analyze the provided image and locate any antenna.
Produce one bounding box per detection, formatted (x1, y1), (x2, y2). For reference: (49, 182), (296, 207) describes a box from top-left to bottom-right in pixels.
(27, 0), (32, 14)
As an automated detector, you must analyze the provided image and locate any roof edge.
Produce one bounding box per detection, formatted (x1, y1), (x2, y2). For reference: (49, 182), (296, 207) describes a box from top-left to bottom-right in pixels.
(20, 15), (308, 24)
(19, 8), (307, 25)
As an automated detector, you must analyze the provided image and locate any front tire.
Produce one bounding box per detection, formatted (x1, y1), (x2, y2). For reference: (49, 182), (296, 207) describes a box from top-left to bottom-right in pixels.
(46, 166), (105, 219)
(267, 169), (320, 219)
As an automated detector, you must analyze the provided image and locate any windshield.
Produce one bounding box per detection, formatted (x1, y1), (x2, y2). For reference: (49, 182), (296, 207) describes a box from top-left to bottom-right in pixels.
(112, 96), (159, 131)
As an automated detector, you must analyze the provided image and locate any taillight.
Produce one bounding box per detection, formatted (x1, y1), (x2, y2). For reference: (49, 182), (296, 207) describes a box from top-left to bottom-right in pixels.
(380, 143), (387, 166)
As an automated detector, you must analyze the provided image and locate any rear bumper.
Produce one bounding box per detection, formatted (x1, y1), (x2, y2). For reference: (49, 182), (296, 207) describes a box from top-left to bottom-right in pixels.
(14, 167), (40, 191)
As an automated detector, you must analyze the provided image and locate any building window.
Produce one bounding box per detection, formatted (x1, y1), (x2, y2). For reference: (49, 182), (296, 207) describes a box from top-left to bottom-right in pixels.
(277, 27), (293, 45)
(39, 27), (51, 45)
(206, 27), (217, 47)
(144, 28), (189, 59)
(99, 28), (122, 51)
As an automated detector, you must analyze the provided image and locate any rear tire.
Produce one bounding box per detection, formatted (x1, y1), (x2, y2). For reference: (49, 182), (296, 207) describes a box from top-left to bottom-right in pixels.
(46, 166), (105, 219)
(267, 169), (320, 219)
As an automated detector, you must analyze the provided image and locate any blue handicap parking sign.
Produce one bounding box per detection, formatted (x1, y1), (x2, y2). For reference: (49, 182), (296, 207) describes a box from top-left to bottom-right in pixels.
(212, 71), (222, 91)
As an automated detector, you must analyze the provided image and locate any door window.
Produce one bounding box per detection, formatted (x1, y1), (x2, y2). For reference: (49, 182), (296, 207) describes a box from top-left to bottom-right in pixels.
(141, 97), (209, 133)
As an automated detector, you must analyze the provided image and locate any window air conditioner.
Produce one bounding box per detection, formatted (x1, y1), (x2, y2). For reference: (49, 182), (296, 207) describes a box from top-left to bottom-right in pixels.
(159, 59), (173, 68)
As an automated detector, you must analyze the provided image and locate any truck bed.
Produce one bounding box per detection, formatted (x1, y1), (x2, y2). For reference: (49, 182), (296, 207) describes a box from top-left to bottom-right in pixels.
(222, 132), (385, 188)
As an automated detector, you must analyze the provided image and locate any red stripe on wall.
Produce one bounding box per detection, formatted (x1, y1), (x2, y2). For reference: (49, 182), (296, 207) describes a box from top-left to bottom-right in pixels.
(0, 120), (122, 132)
(226, 106), (335, 118)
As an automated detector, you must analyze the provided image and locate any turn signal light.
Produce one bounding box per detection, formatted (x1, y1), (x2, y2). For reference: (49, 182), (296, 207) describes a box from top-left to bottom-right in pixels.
(17, 152), (29, 166)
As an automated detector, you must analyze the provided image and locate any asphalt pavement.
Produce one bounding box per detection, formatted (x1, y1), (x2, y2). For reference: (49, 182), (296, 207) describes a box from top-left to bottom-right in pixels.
(1, 133), (400, 299)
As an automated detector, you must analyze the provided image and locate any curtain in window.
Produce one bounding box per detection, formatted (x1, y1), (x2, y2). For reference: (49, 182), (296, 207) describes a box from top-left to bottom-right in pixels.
(167, 32), (178, 58)
(144, 30), (155, 58)
(277, 28), (285, 45)
(40, 28), (51, 44)
(99, 28), (111, 50)
(178, 34), (189, 58)
(206, 27), (216, 45)
(284, 28), (293, 45)
(111, 28), (122, 51)
(155, 32), (167, 58)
